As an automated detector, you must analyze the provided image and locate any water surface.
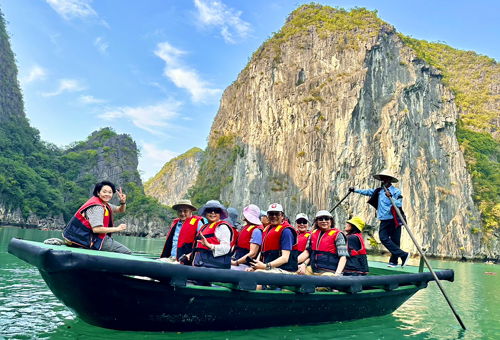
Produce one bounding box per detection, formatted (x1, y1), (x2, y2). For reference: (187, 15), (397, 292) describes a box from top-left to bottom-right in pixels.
(0, 226), (498, 339)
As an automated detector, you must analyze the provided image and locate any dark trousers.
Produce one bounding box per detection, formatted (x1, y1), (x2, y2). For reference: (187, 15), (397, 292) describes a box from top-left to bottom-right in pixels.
(379, 219), (406, 263)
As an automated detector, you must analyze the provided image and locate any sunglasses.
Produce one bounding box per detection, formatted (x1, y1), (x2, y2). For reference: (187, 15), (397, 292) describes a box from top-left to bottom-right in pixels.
(268, 211), (281, 217)
(296, 219), (308, 225)
(206, 208), (221, 214)
(316, 216), (331, 222)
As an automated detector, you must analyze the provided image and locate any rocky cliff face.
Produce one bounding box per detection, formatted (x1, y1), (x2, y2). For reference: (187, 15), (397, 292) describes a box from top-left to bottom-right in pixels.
(145, 147), (203, 207)
(67, 128), (143, 194)
(200, 6), (488, 259)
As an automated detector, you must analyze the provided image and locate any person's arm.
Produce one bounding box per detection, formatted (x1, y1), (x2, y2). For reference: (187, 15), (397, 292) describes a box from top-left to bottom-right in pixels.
(234, 229), (262, 265)
(86, 205), (127, 234)
(297, 249), (310, 264)
(93, 225), (126, 234)
(251, 229), (294, 270)
(335, 233), (349, 275)
(296, 250), (310, 275)
(352, 188), (375, 197)
(204, 224), (231, 256)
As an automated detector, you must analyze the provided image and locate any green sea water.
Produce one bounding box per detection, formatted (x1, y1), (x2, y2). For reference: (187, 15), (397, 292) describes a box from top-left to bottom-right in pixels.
(0, 226), (498, 340)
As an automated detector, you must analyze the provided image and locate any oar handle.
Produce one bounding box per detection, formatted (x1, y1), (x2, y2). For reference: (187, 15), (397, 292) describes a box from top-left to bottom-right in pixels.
(329, 191), (352, 213)
(382, 186), (466, 330)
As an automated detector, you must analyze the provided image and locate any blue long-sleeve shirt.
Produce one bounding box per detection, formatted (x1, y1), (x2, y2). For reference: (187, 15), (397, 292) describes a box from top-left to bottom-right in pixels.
(354, 186), (402, 220)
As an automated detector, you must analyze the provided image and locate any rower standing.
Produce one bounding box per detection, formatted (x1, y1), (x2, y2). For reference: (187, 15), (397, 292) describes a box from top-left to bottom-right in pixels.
(349, 170), (410, 267)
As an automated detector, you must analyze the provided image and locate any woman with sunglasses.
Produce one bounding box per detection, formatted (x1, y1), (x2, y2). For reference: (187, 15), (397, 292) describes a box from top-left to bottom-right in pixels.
(295, 213), (311, 274)
(191, 200), (237, 269)
(297, 210), (348, 276)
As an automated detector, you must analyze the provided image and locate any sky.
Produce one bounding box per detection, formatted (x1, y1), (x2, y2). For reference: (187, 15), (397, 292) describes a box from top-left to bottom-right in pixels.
(0, 0), (498, 181)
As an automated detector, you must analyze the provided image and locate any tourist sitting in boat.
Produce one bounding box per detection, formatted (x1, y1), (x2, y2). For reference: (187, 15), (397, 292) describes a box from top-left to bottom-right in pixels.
(343, 216), (369, 276)
(295, 213), (312, 274)
(295, 213), (311, 253)
(226, 207), (242, 231)
(297, 210), (348, 276)
(62, 180), (132, 254)
(247, 203), (298, 273)
(159, 199), (204, 264)
(191, 200), (237, 269)
(260, 210), (270, 228)
(231, 204), (263, 270)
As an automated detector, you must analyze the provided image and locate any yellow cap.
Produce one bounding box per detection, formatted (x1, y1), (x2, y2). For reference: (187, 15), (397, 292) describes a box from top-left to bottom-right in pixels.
(346, 216), (366, 232)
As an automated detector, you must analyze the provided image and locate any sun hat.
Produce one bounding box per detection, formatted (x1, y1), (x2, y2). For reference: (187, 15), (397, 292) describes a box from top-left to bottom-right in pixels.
(198, 200), (229, 220)
(172, 199), (197, 211)
(346, 216), (366, 232)
(243, 204), (261, 225)
(267, 203), (284, 213)
(295, 213), (309, 223)
(373, 169), (399, 183)
(315, 210), (333, 219)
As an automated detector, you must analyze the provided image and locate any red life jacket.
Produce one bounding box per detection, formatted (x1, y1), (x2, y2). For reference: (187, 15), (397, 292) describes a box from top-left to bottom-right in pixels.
(261, 224), (298, 271)
(296, 231), (311, 252)
(233, 224), (263, 260)
(160, 216), (203, 260)
(348, 233), (367, 256)
(62, 196), (113, 250)
(193, 221), (236, 269)
(345, 233), (369, 274)
(309, 228), (343, 273)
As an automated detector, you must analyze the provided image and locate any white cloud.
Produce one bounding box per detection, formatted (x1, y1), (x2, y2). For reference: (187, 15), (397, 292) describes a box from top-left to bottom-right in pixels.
(79, 94), (106, 104)
(194, 0), (251, 44)
(139, 142), (179, 181)
(22, 65), (47, 84)
(46, 0), (97, 20)
(94, 37), (109, 54)
(42, 79), (86, 96)
(98, 100), (181, 135)
(154, 42), (221, 102)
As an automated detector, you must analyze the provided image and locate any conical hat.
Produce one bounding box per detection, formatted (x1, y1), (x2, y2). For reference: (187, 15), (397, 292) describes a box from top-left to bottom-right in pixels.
(373, 169), (398, 183)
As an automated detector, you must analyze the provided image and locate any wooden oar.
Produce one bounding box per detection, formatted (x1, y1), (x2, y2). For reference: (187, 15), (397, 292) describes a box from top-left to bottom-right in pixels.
(382, 186), (467, 330)
(329, 191), (352, 213)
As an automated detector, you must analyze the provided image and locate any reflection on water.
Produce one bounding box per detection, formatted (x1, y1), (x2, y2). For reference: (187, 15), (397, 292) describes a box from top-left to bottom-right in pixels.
(0, 226), (498, 339)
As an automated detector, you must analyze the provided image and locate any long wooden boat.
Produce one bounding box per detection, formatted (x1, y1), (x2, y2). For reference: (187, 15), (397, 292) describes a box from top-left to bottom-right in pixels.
(8, 238), (454, 332)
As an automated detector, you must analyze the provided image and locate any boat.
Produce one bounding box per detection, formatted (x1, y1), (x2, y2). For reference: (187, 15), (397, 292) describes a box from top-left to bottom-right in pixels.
(8, 238), (454, 332)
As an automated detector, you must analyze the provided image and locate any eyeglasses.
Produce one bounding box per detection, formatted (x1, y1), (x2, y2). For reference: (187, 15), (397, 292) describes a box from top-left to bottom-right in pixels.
(296, 219), (308, 225)
(206, 208), (221, 214)
(268, 211), (281, 217)
(316, 217), (331, 222)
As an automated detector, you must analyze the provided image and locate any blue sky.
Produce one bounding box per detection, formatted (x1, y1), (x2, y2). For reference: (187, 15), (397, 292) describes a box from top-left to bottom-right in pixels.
(0, 0), (498, 181)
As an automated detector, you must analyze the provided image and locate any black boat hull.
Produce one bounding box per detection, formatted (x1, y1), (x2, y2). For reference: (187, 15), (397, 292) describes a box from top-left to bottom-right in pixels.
(8, 238), (454, 331)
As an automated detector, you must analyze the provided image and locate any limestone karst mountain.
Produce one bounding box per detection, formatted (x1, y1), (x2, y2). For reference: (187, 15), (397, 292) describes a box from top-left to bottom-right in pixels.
(145, 147), (203, 207)
(154, 5), (498, 259)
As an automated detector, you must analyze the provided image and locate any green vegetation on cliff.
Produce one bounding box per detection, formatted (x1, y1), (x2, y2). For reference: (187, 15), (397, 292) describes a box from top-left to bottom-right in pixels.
(250, 4), (384, 66)
(0, 10), (168, 223)
(187, 134), (241, 208)
(400, 36), (499, 238)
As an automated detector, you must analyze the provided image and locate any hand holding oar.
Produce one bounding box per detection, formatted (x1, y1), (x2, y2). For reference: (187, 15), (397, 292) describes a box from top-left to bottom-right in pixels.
(382, 186), (467, 330)
(329, 190), (352, 213)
